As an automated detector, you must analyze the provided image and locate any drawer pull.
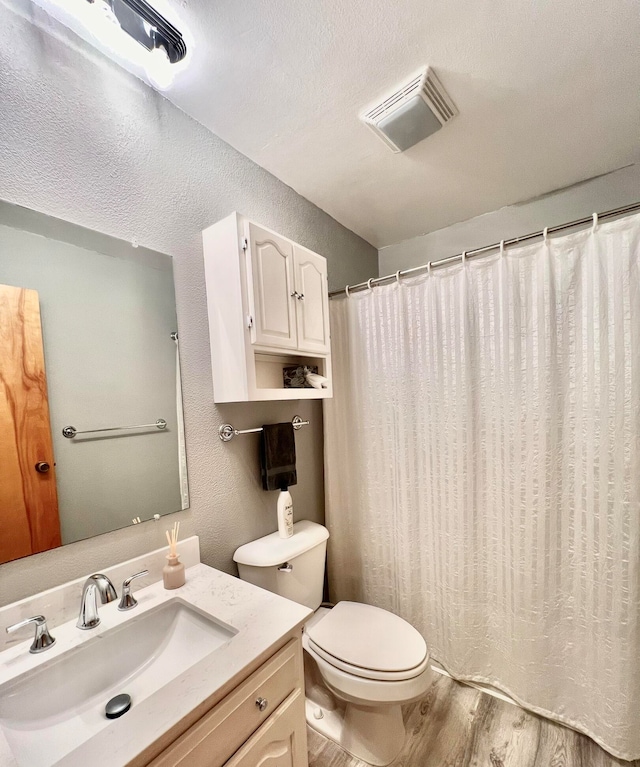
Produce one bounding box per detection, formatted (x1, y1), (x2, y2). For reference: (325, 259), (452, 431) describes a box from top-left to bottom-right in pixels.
(255, 697), (269, 712)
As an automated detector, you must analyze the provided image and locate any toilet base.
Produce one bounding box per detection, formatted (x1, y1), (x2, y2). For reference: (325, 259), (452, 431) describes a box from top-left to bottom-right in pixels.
(305, 696), (406, 766)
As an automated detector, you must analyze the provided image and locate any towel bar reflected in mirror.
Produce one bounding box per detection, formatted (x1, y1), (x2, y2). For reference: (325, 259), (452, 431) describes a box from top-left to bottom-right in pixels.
(62, 419), (168, 439)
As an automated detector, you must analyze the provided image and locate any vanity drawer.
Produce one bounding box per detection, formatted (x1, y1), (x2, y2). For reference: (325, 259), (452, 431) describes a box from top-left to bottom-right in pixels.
(223, 689), (307, 767)
(149, 638), (302, 767)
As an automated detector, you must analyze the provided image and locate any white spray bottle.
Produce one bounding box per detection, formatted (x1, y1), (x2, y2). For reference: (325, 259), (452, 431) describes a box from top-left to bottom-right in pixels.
(277, 486), (294, 538)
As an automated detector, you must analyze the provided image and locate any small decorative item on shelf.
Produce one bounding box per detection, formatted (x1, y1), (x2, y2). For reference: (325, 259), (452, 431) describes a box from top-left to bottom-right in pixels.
(304, 369), (329, 389)
(163, 521), (186, 589)
(283, 365), (319, 388)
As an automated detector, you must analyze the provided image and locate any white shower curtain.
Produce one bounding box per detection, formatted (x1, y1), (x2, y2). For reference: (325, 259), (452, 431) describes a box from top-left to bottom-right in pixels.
(324, 212), (640, 760)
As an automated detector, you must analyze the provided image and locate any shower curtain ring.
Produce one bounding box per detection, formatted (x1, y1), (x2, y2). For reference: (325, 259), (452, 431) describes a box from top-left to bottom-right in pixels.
(345, 285), (350, 298)
(427, 261), (432, 275)
(367, 278), (374, 291)
(592, 212), (598, 233)
(461, 251), (467, 265)
(395, 270), (401, 283)
(543, 227), (549, 244)
(500, 240), (505, 256)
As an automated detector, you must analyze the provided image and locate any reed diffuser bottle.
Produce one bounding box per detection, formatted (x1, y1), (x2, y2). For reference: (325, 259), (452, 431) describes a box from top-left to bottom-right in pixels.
(163, 521), (185, 589)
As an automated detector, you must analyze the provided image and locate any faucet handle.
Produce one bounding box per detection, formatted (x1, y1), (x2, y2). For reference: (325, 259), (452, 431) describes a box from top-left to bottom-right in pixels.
(118, 570), (149, 611)
(6, 615), (56, 654)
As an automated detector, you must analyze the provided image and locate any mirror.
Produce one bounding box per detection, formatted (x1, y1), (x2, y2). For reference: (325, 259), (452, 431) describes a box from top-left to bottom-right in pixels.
(0, 200), (188, 565)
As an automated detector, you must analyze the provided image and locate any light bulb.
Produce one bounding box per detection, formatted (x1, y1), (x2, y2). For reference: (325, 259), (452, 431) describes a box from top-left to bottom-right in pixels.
(146, 45), (174, 90)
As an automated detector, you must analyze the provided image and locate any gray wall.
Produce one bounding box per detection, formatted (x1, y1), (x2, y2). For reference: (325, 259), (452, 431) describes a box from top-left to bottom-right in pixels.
(379, 163), (640, 273)
(0, 221), (182, 548)
(0, 0), (378, 605)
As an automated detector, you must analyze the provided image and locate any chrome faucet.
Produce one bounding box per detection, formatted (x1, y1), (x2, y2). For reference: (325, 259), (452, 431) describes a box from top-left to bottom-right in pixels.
(77, 574), (117, 630)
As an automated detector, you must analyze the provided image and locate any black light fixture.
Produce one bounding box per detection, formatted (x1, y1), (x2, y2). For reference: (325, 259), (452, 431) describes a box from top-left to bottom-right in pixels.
(91, 0), (186, 63)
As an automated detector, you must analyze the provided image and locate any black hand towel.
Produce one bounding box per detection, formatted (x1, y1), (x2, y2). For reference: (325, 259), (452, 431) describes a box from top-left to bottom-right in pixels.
(260, 422), (297, 491)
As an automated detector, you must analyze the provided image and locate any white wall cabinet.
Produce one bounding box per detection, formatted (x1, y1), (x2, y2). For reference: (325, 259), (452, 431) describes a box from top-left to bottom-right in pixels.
(203, 213), (332, 402)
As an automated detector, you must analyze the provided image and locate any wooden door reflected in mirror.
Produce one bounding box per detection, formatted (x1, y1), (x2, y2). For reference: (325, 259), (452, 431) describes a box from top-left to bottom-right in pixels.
(0, 284), (62, 561)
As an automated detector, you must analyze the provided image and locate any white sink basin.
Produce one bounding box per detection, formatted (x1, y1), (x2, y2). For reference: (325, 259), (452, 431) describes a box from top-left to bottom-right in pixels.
(0, 599), (237, 767)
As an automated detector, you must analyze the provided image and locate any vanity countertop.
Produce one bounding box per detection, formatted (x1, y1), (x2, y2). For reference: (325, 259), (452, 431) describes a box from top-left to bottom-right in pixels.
(0, 561), (312, 767)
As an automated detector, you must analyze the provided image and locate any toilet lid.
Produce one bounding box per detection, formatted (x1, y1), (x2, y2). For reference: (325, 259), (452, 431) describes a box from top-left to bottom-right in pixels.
(306, 601), (427, 673)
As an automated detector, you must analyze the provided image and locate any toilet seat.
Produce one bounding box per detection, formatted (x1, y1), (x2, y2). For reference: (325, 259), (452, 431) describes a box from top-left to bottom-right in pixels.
(303, 632), (434, 706)
(306, 636), (431, 681)
(305, 601), (429, 681)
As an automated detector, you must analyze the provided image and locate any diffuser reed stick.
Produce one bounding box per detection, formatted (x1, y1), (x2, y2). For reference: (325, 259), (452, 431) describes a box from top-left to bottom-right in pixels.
(165, 521), (180, 556)
(163, 520), (185, 589)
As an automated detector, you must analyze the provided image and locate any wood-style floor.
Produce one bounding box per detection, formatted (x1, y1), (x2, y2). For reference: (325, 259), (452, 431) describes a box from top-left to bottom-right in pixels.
(307, 673), (639, 767)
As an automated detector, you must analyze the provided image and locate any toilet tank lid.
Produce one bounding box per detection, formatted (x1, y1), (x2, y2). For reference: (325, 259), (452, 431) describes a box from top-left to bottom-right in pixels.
(233, 520), (329, 567)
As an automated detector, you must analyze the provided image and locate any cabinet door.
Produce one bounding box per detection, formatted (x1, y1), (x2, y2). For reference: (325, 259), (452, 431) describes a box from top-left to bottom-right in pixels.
(293, 246), (330, 354)
(225, 690), (308, 767)
(248, 223), (297, 349)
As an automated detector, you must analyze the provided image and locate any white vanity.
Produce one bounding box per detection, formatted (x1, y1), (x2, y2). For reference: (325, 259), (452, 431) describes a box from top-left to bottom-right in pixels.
(0, 538), (311, 767)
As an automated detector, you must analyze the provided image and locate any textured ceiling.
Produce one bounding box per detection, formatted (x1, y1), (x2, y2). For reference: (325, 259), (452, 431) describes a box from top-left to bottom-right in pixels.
(50, 0), (640, 248)
(161, 0), (640, 247)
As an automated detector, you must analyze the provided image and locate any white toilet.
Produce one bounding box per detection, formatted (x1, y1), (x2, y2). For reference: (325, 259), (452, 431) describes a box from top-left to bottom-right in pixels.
(233, 520), (434, 766)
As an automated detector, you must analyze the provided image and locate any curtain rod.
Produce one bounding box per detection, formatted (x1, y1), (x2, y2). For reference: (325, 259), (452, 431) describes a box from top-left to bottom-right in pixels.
(329, 201), (640, 298)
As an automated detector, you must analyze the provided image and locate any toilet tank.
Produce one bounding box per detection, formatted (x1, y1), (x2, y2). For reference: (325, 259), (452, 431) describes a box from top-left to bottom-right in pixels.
(233, 520), (330, 610)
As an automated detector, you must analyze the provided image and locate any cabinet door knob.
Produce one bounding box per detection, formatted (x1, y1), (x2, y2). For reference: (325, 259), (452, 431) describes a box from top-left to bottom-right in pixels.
(255, 697), (269, 712)
(297, 293), (305, 301)
(35, 462), (50, 473)
(290, 291), (299, 298)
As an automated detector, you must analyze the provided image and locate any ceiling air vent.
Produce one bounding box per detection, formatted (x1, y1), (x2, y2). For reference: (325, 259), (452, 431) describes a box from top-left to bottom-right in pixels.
(361, 67), (458, 153)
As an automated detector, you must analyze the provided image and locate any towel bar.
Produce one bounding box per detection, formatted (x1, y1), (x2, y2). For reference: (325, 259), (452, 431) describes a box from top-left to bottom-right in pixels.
(219, 415), (309, 443)
(62, 420), (167, 439)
